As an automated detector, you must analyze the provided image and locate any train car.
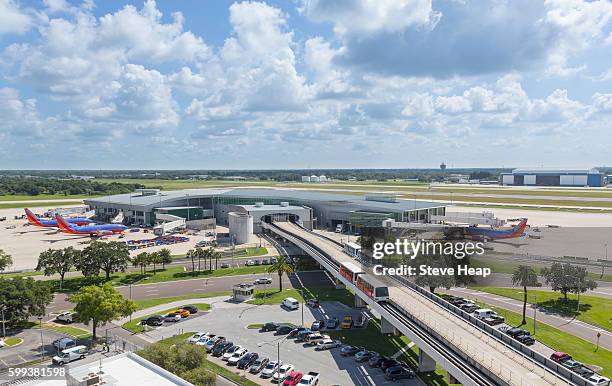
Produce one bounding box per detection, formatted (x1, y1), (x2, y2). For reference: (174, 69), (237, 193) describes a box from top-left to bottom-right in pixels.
(343, 242), (362, 259)
(340, 261), (365, 284)
(356, 274), (389, 302)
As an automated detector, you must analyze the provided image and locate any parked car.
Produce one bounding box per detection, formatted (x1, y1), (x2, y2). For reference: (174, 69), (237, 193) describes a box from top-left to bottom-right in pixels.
(238, 352), (259, 369)
(340, 345), (360, 356)
(574, 366), (595, 378)
(275, 325), (294, 335)
(288, 327), (308, 338)
(283, 370), (303, 386)
(560, 359), (583, 371)
(260, 259), (270, 265)
(55, 312), (75, 324)
(246, 260), (256, 266)
(222, 345), (243, 361)
(306, 333), (329, 346)
(249, 357), (269, 374)
(368, 355), (387, 367)
(380, 359), (400, 371)
(220, 263), (230, 268)
(261, 322), (280, 332)
(204, 336), (225, 352)
(473, 309), (498, 320)
(272, 364), (295, 383)
(227, 348), (248, 365)
(261, 360), (283, 378)
(181, 305), (199, 314)
(187, 332), (210, 344)
(52, 346), (87, 365)
(140, 315), (164, 326)
(341, 316), (353, 329)
(354, 315), (366, 328)
(385, 365), (415, 381)
(164, 313), (181, 322)
(170, 309), (190, 318)
(551, 352), (572, 363)
(587, 374), (610, 386)
(315, 339), (341, 351)
(354, 350), (374, 362)
(515, 334), (535, 345)
(296, 330), (313, 342)
(483, 315), (504, 325)
(195, 334), (215, 346)
(325, 317), (339, 329)
(311, 320), (324, 331)
(306, 298), (319, 307)
(53, 338), (76, 351)
(282, 297), (300, 310)
(254, 277), (273, 285)
(212, 341), (234, 357)
(298, 372), (319, 385)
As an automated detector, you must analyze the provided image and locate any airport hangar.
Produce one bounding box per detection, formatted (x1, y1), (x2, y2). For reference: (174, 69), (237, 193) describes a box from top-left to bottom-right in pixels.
(84, 188), (447, 240)
(500, 168), (605, 187)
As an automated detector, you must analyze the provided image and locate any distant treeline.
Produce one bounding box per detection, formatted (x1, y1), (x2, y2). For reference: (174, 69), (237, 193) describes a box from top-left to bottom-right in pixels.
(0, 177), (144, 196)
(0, 169), (515, 183)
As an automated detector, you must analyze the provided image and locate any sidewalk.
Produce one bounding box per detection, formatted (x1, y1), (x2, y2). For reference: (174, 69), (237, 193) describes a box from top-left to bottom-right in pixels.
(440, 287), (612, 350)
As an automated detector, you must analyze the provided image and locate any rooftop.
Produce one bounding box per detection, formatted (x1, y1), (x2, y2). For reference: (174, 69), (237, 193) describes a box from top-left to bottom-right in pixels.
(511, 168), (600, 174)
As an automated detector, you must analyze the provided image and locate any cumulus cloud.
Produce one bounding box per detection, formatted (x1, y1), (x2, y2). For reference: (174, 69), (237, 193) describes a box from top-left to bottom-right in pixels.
(0, 0), (31, 35)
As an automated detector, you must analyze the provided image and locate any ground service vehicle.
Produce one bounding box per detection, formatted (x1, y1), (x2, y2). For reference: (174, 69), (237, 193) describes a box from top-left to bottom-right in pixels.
(52, 346), (87, 365)
(249, 357), (269, 374)
(355, 274), (389, 301)
(283, 371), (303, 386)
(298, 372), (320, 385)
(341, 315), (353, 329)
(282, 297), (299, 310)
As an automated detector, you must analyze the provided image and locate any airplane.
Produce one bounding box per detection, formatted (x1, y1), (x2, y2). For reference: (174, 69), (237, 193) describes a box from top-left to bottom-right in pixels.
(55, 214), (128, 236)
(465, 218), (528, 241)
(25, 208), (94, 228)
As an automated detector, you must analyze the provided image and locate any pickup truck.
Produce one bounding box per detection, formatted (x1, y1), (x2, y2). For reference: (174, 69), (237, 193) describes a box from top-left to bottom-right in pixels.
(298, 371), (319, 385)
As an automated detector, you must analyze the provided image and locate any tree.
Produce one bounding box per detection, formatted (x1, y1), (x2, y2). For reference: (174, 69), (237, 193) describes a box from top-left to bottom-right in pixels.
(187, 249), (196, 272)
(139, 341), (214, 385)
(268, 256), (294, 291)
(82, 241), (130, 280)
(194, 247), (204, 271)
(511, 265), (539, 325)
(541, 262), (597, 301)
(0, 277), (53, 327)
(69, 283), (137, 340)
(414, 256), (457, 294)
(36, 247), (80, 289)
(149, 252), (162, 274)
(0, 249), (13, 272)
(158, 248), (172, 270)
(132, 252), (149, 274)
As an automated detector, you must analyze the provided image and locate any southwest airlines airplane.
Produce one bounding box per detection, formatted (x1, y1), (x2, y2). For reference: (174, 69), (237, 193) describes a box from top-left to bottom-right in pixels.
(465, 218), (528, 240)
(25, 208), (93, 227)
(55, 214), (128, 236)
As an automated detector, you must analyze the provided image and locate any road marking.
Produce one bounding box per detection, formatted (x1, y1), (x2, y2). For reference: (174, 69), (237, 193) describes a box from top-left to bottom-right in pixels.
(17, 355), (27, 363)
(392, 341), (416, 359)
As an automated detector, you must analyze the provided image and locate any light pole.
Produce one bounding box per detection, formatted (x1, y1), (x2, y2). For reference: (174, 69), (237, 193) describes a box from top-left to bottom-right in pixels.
(129, 284), (133, 322)
(0, 305), (5, 339)
(602, 243), (608, 279)
(300, 288), (304, 327)
(258, 337), (286, 381)
(38, 316), (44, 359)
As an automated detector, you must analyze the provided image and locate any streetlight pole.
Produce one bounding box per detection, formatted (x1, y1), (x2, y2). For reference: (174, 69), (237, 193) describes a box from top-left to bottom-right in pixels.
(532, 293), (537, 336)
(300, 288), (304, 327)
(129, 284), (133, 322)
(0, 305), (5, 339)
(38, 316), (44, 359)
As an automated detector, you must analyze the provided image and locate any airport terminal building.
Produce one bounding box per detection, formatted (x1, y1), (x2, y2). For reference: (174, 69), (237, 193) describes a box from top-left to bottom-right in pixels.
(500, 168), (605, 187)
(84, 188), (447, 234)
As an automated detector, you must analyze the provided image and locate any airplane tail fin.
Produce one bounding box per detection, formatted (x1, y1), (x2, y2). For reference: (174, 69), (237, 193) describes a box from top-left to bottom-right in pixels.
(24, 208), (43, 226)
(512, 218), (528, 236)
(55, 214), (75, 233)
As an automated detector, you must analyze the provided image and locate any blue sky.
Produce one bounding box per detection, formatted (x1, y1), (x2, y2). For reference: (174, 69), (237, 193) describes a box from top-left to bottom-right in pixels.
(0, 0), (611, 169)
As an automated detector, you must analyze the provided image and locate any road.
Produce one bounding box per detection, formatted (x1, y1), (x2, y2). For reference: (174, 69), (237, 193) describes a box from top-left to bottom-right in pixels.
(440, 287), (612, 351)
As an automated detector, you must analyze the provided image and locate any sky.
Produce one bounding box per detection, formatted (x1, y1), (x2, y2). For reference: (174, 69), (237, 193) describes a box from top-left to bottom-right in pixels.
(0, 0), (611, 170)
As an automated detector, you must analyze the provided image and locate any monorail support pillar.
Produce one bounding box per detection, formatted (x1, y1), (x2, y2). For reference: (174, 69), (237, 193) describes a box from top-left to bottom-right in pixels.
(335, 278), (345, 290)
(446, 372), (460, 384)
(418, 348), (437, 372)
(380, 315), (395, 334)
(354, 294), (367, 308)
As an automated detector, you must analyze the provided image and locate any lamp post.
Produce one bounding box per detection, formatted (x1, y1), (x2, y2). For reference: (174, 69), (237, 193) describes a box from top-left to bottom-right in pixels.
(37, 316), (44, 359)
(0, 305), (5, 339)
(129, 284), (133, 322)
(258, 337), (287, 381)
(300, 288), (304, 327)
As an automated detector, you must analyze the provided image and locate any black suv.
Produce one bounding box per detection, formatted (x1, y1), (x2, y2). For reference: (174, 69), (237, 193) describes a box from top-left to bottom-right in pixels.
(237, 352), (259, 369)
(140, 315), (163, 326)
(261, 322), (280, 332)
(181, 305), (198, 314)
(275, 325), (294, 335)
(368, 355), (387, 367)
(212, 341), (233, 357)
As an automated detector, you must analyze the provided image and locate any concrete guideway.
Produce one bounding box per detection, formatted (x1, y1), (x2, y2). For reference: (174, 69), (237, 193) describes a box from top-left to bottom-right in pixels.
(267, 221), (576, 386)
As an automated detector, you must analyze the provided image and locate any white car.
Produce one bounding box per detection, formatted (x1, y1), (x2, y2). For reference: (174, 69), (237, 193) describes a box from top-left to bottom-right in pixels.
(222, 345), (243, 361)
(315, 338), (341, 351)
(227, 348), (248, 365)
(164, 314), (181, 322)
(254, 277), (272, 284)
(0, 339), (5, 348)
(261, 360), (282, 378)
(272, 364), (294, 383)
(587, 374), (610, 386)
(246, 260), (256, 266)
(187, 332), (210, 344)
(55, 312), (75, 323)
(195, 334), (216, 346)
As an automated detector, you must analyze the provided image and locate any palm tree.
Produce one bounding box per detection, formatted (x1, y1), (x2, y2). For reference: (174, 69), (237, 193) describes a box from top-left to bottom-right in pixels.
(158, 248), (172, 270)
(194, 247), (205, 271)
(149, 252), (162, 274)
(267, 256), (294, 292)
(512, 265), (539, 325)
(133, 252), (149, 274)
(187, 249), (196, 273)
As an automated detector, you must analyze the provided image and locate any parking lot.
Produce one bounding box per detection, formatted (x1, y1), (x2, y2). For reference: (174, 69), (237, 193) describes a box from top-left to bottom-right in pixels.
(0, 328), (73, 369)
(142, 297), (421, 385)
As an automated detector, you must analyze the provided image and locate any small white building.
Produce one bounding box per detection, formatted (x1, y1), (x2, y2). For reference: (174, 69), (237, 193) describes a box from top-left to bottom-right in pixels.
(319, 175), (327, 182)
(232, 283), (255, 301)
(310, 175), (320, 182)
(301, 176), (311, 182)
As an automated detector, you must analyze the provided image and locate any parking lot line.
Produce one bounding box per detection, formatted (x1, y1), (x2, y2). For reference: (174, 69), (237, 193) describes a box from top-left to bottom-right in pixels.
(392, 341), (415, 360)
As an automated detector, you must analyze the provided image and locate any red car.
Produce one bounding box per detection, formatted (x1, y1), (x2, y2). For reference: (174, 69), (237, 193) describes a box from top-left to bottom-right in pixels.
(550, 352), (572, 363)
(283, 371), (303, 386)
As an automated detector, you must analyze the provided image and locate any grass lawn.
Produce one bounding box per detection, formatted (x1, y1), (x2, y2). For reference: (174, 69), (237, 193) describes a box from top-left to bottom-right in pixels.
(469, 286), (612, 331)
(473, 301), (612, 377)
(3, 337), (23, 346)
(471, 257), (612, 282)
(248, 286), (356, 307)
(123, 303), (211, 334)
(52, 265), (270, 292)
(0, 194), (92, 201)
(132, 292), (231, 310)
(0, 270), (43, 279)
(140, 332), (260, 386)
(0, 201), (84, 209)
(31, 323), (92, 339)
